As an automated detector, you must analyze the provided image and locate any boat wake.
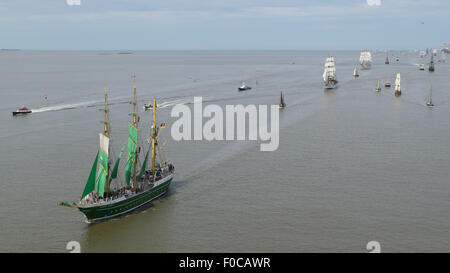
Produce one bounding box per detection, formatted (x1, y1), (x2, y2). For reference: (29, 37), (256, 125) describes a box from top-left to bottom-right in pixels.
(31, 100), (104, 113)
(152, 98), (193, 109)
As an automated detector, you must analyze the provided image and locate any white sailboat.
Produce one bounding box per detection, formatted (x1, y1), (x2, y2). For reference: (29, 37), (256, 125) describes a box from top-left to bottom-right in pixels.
(353, 66), (359, 78)
(426, 85), (434, 107)
(323, 56), (338, 89)
(438, 52), (446, 63)
(395, 73), (401, 97)
(376, 76), (381, 92)
(359, 50), (372, 70)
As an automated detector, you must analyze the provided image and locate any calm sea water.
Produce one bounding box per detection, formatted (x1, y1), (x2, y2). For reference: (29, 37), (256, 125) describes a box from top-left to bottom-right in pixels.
(0, 50), (449, 252)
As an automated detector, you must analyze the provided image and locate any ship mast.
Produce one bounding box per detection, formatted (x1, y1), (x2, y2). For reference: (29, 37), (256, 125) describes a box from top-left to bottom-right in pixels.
(104, 87), (110, 194)
(132, 75), (138, 190)
(151, 99), (157, 175)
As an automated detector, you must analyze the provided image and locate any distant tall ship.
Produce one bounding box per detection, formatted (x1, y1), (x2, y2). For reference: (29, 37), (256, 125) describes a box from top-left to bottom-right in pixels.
(394, 73), (402, 97)
(359, 50), (372, 70)
(385, 52), (390, 64)
(59, 81), (175, 222)
(429, 54), (435, 72)
(323, 56), (338, 89)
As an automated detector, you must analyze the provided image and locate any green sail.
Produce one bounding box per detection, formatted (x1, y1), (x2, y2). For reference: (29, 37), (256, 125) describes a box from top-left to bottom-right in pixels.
(109, 143), (126, 183)
(125, 123), (138, 185)
(138, 148), (150, 179)
(81, 151), (99, 200)
(96, 149), (109, 197)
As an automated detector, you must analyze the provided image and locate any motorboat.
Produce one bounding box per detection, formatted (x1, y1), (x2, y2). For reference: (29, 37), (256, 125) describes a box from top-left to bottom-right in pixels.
(238, 82), (252, 91)
(12, 106), (32, 116)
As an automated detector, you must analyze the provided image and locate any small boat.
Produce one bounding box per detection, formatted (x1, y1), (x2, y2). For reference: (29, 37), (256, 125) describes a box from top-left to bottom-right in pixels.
(12, 106), (32, 116)
(385, 77), (391, 88)
(353, 66), (359, 78)
(396, 57), (400, 62)
(376, 77), (381, 92)
(278, 92), (286, 108)
(394, 73), (401, 97)
(238, 82), (252, 91)
(144, 103), (157, 110)
(419, 64), (425, 70)
(426, 85), (434, 107)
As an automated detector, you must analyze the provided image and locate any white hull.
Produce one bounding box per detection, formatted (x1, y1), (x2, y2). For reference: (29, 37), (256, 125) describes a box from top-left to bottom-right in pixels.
(324, 81), (338, 89)
(360, 61), (372, 70)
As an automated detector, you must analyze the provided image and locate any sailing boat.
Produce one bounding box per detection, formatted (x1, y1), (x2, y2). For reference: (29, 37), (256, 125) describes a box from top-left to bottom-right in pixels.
(394, 73), (401, 97)
(376, 77), (381, 92)
(359, 50), (372, 70)
(385, 52), (390, 64)
(278, 91), (286, 108)
(353, 66), (359, 78)
(385, 77), (391, 88)
(426, 85), (434, 107)
(429, 54), (435, 72)
(323, 56), (338, 89)
(59, 81), (175, 222)
(438, 52), (446, 63)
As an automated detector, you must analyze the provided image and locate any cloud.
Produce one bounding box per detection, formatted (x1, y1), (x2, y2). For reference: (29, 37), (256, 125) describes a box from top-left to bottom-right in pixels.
(366, 0), (381, 6)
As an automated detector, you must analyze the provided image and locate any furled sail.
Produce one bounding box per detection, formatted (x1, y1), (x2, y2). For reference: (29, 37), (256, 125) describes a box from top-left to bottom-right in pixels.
(109, 143), (126, 183)
(81, 151), (99, 200)
(125, 123), (138, 185)
(96, 133), (110, 197)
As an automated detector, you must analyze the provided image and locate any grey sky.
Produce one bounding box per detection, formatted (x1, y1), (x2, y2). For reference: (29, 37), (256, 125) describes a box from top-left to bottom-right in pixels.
(0, 0), (449, 50)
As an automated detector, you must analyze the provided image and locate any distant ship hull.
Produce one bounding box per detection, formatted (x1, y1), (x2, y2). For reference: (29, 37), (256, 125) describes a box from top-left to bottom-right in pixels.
(144, 104), (156, 110)
(78, 175), (172, 222)
(238, 87), (251, 91)
(360, 61), (371, 70)
(12, 110), (32, 116)
(324, 80), (338, 89)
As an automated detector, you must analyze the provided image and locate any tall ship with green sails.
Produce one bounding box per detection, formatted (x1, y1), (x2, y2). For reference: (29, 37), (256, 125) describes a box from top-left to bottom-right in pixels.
(59, 80), (174, 222)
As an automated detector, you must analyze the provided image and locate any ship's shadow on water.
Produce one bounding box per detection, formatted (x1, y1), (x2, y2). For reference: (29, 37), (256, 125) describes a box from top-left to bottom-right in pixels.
(82, 179), (189, 227)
